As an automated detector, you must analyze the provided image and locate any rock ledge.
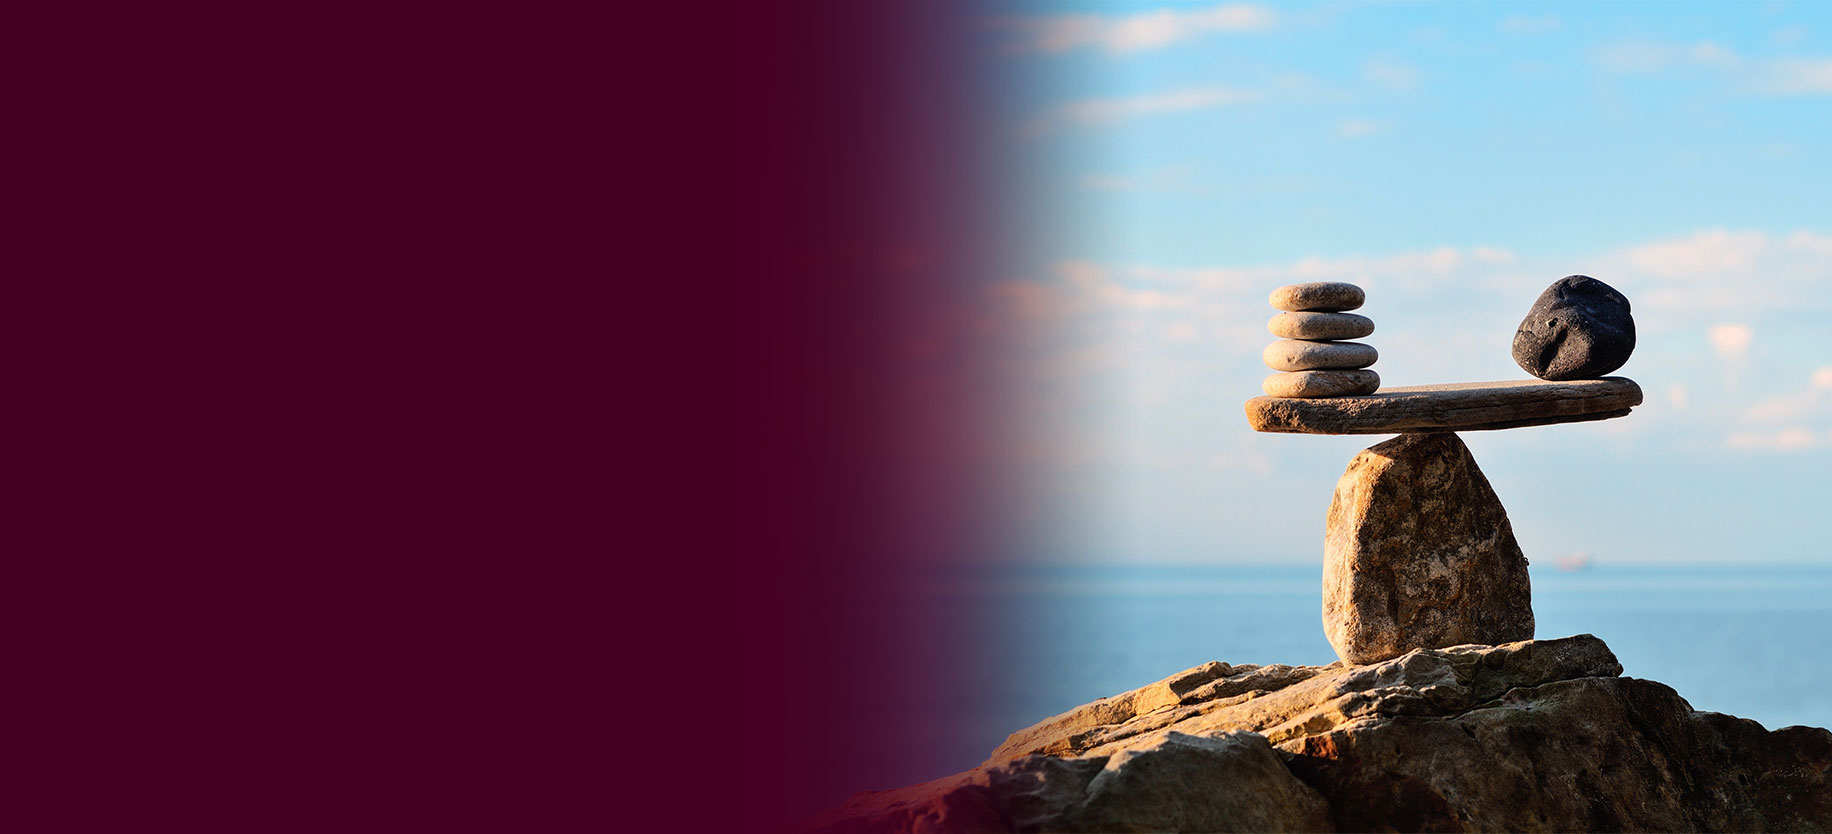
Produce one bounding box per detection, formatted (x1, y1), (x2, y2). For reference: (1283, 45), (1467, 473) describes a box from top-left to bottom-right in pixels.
(804, 635), (1832, 833)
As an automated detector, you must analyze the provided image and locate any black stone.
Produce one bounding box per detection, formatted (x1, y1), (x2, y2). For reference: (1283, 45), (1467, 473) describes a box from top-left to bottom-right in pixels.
(1511, 275), (1636, 380)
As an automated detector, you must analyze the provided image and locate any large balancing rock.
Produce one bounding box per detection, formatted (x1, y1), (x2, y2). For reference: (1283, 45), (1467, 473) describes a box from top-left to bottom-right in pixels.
(1324, 432), (1533, 664)
(1512, 274), (1636, 380)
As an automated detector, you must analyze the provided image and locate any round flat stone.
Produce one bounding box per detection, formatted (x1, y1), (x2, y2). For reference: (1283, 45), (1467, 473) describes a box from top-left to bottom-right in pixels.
(1263, 369), (1380, 398)
(1263, 339), (1378, 372)
(1269, 311), (1375, 341)
(1270, 282), (1365, 312)
(1511, 275), (1636, 380)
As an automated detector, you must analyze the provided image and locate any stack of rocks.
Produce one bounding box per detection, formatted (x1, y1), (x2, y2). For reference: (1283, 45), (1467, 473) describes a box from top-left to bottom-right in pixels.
(1262, 281), (1379, 397)
(1243, 274), (1644, 668)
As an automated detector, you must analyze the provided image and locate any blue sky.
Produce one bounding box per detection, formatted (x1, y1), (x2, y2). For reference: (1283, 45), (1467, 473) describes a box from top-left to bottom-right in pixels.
(980, 2), (1832, 565)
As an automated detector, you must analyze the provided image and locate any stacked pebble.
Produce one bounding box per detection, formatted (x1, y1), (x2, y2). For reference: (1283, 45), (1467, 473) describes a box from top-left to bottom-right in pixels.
(1262, 282), (1380, 398)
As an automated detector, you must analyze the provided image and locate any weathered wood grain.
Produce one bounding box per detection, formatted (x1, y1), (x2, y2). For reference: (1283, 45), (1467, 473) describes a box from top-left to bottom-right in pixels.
(1244, 377), (1642, 434)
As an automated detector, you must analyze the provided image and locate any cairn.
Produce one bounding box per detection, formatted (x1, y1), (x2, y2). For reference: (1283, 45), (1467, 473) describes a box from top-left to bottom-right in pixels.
(1245, 276), (1642, 664)
(1262, 282), (1379, 397)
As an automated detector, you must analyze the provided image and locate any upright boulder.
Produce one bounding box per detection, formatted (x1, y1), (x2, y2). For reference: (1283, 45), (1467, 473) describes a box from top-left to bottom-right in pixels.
(1323, 432), (1533, 664)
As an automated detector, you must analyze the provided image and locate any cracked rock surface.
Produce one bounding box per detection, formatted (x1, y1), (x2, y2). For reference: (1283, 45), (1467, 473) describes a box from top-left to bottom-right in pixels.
(802, 635), (1832, 833)
(1323, 432), (1534, 665)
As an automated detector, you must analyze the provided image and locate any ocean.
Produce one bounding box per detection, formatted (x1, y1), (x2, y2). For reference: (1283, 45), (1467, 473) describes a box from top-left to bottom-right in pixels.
(868, 562), (1832, 809)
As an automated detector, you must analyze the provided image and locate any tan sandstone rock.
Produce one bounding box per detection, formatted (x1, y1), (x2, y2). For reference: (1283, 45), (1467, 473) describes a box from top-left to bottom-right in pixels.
(1270, 282), (1364, 313)
(1323, 432), (1533, 665)
(805, 635), (1832, 833)
(1268, 311), (1375, 341)
(1262, 370), (1380, 398)
(1262, 340), (1378, 372)
(805, 731), (1333, 834)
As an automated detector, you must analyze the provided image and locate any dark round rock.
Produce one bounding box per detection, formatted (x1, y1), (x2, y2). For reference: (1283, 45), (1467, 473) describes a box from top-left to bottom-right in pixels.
(1511, 275), (1636, 380)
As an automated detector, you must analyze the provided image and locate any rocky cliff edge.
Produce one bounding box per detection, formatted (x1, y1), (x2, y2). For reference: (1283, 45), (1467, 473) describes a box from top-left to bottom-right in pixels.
(803, 635), (1832, 833)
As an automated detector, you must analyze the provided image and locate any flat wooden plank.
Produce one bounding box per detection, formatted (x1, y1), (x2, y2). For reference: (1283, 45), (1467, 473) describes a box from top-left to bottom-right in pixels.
(1245, 377), (1642, 435)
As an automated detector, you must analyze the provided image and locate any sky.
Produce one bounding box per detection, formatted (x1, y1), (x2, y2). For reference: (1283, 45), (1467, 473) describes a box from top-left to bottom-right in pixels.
(978, 1), (1832, 566)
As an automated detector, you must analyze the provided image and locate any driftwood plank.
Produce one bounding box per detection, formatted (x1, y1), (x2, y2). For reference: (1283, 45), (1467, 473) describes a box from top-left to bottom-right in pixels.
(1244, 377), (1642, 435)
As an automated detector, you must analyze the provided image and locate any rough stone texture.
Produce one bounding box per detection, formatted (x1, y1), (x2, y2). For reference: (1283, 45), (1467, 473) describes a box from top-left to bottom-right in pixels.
(1269, 311), (1375, 341)
(1263, 340), (1378, 372)
(1285, 678), (1832, 833)
(1270, 282), (1364, 312)
(986, 661), (1245, 764)
(1324, 432), (1533, 664)
(1263, 370), (1380, 398)
(1512, 275), (1636, 381)
(1245, 376), (1641, 434)
(986, 636), (1620, 765)
(805, 635), (1832, 834)
(805, 732), (1333, 834)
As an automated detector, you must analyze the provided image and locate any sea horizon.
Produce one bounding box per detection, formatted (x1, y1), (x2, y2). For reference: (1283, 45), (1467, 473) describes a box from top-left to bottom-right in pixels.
(838, 560), (1832, 815)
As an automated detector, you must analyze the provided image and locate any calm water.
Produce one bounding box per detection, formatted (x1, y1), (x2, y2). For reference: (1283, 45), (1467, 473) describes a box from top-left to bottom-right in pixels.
(885, 563), (1832, 804)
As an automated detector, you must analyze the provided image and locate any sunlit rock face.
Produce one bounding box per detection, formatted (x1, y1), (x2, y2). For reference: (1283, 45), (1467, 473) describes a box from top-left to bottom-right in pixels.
(1322, 432), (1534, 665)
(802, 635), (1832, 834)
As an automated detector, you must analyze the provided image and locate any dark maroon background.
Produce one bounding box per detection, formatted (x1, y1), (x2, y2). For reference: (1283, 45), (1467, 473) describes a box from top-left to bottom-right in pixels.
(21, 2), (1009, 830)
(665, 2), (1014, 826)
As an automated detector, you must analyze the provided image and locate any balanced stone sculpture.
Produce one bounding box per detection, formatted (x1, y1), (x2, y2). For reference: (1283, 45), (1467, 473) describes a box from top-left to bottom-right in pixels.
(1246, 277), (1640, 664)
(803, 278), (1832, 834)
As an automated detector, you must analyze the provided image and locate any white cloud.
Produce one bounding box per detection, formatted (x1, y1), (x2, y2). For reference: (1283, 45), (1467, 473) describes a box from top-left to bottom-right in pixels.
(1121, 263), (1259, 292)
(1062, 87), (1257, 123)
(1011, 230), (1828, 344)
(1501, 15), (1561, 35)
(1744, 391), (1813, 424)
(1363, 58), (1420, 90)
(1691, 42), (1741, 67)
(991, 243), (1525, 348)
(1030, 86), (1260, 135)
(1079, 165), (1202, 194)
(1708, 324), (1754, 358)
(1727, 427), (1820, 451)
(1788, 229), (1832, 254)
(1731, 368), (1832, 452)
(1753, 58), (1832, 94)
(1667, 385), (1690, 411)
(1592, 228), (1832, 320)
(1059, 261), (1183, 311)
(1081, 174), (1140, 192)
(1593, 42), (1674, 73)
(1594, 40), (1741, 73)
(1622, 229), (1769, 278)
(987, 280), (1076, 322)
(999, 3), (1275, 55)
(1337, 119), (1383, 138)
(1593, 40), (1832, 96)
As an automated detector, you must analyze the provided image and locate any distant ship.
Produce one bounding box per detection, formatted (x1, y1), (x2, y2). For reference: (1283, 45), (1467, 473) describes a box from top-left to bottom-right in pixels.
(1555, 552), (1594, 572)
